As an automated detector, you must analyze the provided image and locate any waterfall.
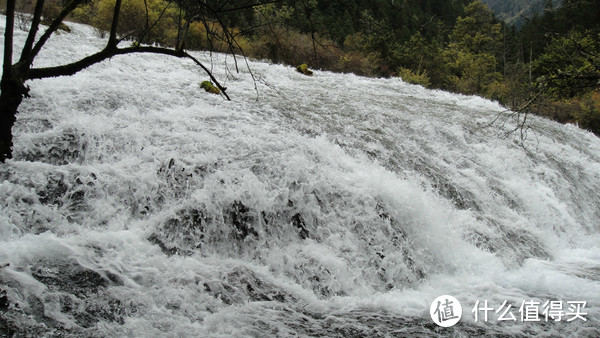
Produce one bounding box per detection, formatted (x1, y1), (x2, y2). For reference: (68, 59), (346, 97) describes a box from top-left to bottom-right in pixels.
(1, 18), (599, 336)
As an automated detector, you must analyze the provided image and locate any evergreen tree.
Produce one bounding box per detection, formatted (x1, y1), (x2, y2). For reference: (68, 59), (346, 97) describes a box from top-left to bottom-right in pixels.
(443, 1), (502, 95)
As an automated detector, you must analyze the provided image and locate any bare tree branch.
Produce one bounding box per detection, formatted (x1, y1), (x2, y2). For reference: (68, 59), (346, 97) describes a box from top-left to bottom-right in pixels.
(108, 0), (123, 47)
(27, 46), (230, 100)
(134, 0), (176, 45)
(483, 85), (545, 150)
(19, 0), (45, 62)
(2, 0), (16, 80)
(300, 0), (318, 64)
(28, 0), (86, 63)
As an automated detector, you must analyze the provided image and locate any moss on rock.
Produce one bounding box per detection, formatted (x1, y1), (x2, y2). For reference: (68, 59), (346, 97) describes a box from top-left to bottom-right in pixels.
(296, 64), (313, 76)
(57, 22), (71, 33)
(200, 81), (221, 95)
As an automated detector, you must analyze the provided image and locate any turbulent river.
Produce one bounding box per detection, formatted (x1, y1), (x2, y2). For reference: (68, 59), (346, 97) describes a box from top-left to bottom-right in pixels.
(1, 19), (600, 337)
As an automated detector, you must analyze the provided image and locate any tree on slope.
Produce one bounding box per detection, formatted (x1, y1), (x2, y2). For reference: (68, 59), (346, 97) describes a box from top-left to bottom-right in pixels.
(0, 0), (269, 162)
(443, 0), (502, 96)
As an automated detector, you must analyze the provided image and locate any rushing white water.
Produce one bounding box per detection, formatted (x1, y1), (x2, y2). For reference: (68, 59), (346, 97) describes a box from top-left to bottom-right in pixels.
(1, 18), (600, 337)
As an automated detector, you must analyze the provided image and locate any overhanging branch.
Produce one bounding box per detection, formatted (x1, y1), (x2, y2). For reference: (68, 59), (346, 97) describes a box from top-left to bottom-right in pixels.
(20, 0), (45, 62)
(29, 0), (86, 63)
(108, 0), (123, 47)
(2, 0), (16, 79)
(27, 46), (231, 100)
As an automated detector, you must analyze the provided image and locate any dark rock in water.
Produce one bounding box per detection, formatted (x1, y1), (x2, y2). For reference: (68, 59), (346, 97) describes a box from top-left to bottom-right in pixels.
(30, 259), (121, 295)
(225, 266), (290, 303)
(202, 266), (294, 305)
(148, 234), (194, 256)
(291, 212), (309, 239)
(374, 201), (427, 283)
(0, 289), (9, 311)
(224, 304), (526, 337)
(227, 201), (259, 240)
(148, 201), (264, 257)
(148, 207), (206, 256)
(467, 217), (550, 264)
(77, 293), (128, 327)
(155, 158), (195, 200)
(17, 127), (87, 165)
(411, 160), (482, 212)
(0, 259), (127, 334)
(38, 173), (69, 206)
(287, 199), (310, 239)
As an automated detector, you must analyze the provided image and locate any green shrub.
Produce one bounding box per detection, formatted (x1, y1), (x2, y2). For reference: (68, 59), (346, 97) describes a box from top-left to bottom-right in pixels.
(574, 90), (600, 135)
(72, 0), (178, 45)
(397, 68), (430, 87)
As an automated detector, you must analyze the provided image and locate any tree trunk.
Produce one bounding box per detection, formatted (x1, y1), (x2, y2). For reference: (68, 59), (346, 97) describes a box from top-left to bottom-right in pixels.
(0, 76), (28, 162)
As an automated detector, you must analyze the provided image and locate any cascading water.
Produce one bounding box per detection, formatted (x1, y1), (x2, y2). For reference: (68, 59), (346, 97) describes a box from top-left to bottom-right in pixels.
(1, 18), (600, 337)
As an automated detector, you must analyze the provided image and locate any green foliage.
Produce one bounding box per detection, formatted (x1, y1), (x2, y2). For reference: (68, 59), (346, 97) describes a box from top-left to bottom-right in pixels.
(185, 21), (252, 54)
(296, 64), (314, 76)
(535, 31), (600, 99)
(398, 68), (431, 87)
(254, 3), (295, 25)
(449, 1), (502, 53)
(41, 0), (64, 24)
(443, 1), (502, 95)
(481, 0), (560, 26)
(251, 23), (341, 70)
(392, 32), (443, 84)
(494, 63), (533, 109)
(444, 50), (503, 95)
(200, 81), (220, 95)
(73, 0), (179, 45)
(573, 91), (600, 134)
(338, 53), (377, 77)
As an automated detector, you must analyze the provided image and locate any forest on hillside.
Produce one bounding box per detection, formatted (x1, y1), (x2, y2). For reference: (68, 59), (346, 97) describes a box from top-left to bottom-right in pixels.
(4, 0), (600, 136)
(481, 0), (562, 26)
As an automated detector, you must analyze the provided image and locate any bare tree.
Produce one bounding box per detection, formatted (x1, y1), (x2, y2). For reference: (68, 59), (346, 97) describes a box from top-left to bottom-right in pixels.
(0, 0), (271, 162)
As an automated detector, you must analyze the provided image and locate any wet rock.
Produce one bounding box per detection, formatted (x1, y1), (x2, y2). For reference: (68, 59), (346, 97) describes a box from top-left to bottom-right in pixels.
(149, 207), (206, 255)
(296, 64), (314, 76)
(226, 267), (289, 302)
(374, 201), (426, 283)
(148, 234), (194, 256)
(156, 158), (195, 199)
(467, 218), (550, 264)
(412, 160), (481, 211)
(0, 288), (9, 311)
(202, 267), (293, 305)
(17, 127), (87, 165)
(199, 81), (221, 94)
(30, 260), (121, 295)
(291, 213), (309, 239)
(1, 259), (126, 333)
(227, 201), (259, 240)
(38, 173), (69, 206)
(287, 199), (309, 239)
